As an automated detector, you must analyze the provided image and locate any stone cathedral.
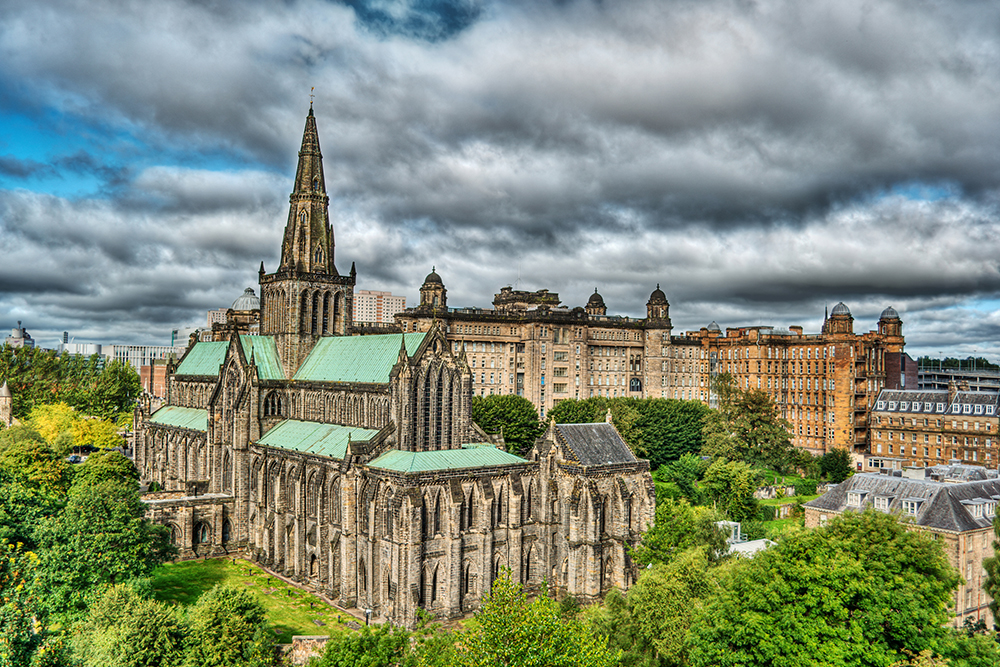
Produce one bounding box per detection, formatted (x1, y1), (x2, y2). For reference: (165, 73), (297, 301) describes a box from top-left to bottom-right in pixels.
(134, 107), (655, 627)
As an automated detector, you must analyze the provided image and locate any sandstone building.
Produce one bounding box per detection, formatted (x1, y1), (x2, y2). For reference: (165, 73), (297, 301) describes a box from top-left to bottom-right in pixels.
(134, 108), (655, 627)
(804, 464), (999, 628)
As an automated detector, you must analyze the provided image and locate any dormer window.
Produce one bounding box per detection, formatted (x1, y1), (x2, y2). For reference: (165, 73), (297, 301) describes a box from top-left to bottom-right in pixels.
(975, 405), (984, 415)
(900, 402), (909, 412)
(877, 401), (886, 410)
(963, 404), (972, 414)
(937, 403), (945, 412)
(988, 406), (995, 415)
(901, 498), (923, 516)
(888, 402), (897, 411)
(847, 491), (868, 507)
(874, 496), (893, 512)
(912, 402), (921, 412)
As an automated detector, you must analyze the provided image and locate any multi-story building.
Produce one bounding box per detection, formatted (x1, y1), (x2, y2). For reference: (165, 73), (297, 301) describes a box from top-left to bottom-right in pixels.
(5, 322), (34, 349)
(396, 278), (676, 418)
(399, 289), (904, 454)
(107, 344), (188, 373)
(354, 289), (406, 325)
(867, 386), (999, 470)
(804, 463), (999, 629)
(919, 368), (1000, 392)
(681, 304), (906, 457)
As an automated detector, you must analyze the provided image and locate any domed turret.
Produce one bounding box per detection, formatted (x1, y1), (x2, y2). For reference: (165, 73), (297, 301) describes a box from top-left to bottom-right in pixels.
(419, 267), (447, 310)
(585, 288), (607, 316)
(707, 321), (721, 333)
(831, 302), (851, 316)
(645, 284), (671, 325)
(231, 287), (260, 311)
(825, 301), (854, 335)
(878, 305), (902, 338)
(880, 306), (899, 320)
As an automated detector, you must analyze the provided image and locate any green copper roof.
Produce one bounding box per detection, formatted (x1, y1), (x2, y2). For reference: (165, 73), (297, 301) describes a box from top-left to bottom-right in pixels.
(240, 336), (284, 380)
(368, 445), (528, 473)
(175, 341), (229, 377)
(149, 406), (208, 432)
(293, 333), (426, 384)
(257, 420), (379, 459)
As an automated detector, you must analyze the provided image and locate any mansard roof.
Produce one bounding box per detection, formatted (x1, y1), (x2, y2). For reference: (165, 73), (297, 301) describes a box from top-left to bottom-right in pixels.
(240, 336), (283, 380)
(294, 332), (426, 384)
(874, 388), (998, 415)
(258, 419), (378, 459)
(805, 470), (1000, 533)
(556, 423), (637, 466)
(150, 406), (208, 432)
(368, 444), (527, 473)
(175, 341), (229, 377)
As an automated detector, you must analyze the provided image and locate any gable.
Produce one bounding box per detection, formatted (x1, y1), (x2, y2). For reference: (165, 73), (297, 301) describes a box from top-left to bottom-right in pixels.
(240, 336), (284, 380)
(557, 423), (637, 466)
(293, 332), (427, 384)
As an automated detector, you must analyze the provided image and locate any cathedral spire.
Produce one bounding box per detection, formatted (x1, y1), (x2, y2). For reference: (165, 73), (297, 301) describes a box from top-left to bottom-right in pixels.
(279, 108), (336, 275)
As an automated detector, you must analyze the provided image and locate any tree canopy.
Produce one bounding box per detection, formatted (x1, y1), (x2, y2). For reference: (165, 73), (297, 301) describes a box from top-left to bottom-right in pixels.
(702, 373), (795, 472)
(471, 395), (544, 456)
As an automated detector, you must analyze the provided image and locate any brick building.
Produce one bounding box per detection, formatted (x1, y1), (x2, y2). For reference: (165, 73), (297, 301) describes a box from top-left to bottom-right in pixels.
(134, 108), (654, 627)
(804, 464), (999, 628)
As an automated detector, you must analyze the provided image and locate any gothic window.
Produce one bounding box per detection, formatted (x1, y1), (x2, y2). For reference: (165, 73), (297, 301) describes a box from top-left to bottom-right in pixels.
(433, 494), (442, 535)
(310, 555), (318, 577)
(195, 522), (210, 545)
(360, 558), (367, 594)
(464, 562), (473, 596)
(322, 293), (331, 334)
(311, 292), (320, 335)
(299, 210), (307, 225)
(312, 177), (319, 192)
(314, 247), (323, 265)
(222, 452), (233, 493)
(422, 496), (430, 539)
(222, 518), (232, 543)
(329, 478), (341, 524)
(431, 566), (438, 604)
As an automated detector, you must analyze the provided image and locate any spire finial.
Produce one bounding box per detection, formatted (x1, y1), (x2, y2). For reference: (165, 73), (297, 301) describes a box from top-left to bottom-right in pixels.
(432, 265), (436, 272)
(594, 287), (598, 293)
(310, 87), (315, 108)
(656, 283), (660, 289)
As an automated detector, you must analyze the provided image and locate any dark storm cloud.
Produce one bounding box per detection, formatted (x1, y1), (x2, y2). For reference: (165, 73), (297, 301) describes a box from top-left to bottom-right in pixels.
(0, 155), (51, 179)
(0, 0), (999, 355)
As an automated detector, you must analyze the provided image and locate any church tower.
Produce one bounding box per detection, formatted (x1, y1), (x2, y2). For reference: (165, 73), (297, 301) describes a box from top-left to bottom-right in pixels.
(259, 107), (356, 377)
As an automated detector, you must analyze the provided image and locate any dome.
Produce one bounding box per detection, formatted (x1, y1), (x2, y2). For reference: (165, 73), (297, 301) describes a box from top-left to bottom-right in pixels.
(707, 321), (721, 332)
(587, 289), (605, 308)
(231, 287), (260, 310)
(647, 284), (667, 305)
(830, 302), (851, 317)
(423, 267), (443, 285)
(880, 305), (900, 320)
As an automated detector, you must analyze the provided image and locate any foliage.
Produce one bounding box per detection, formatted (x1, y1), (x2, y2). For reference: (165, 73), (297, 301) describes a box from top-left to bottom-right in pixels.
(308, 623), (413, 667)
(0, 424), (45, 454)
(72, 418), (123, 451)
(183, 585), (273, 667)
(0, 542), (44, 667)
(0, 438), (72, 496)
(27, 403), (78, 450)
(700, 459), (761, 524)
(87, 360), (142, 421)
(456, 569), (621, 667)
(32, 476), (174, 617)
(73, 450), (139, 488)
(549, 397), (710, 467)
(631, 497), (726, 567)
(0, 469), (64, 551)
(471, 395), (544, 456)
(917, 356), (999, 372)
(653, 453), (706, 502)
(688, 510), (961, 667)
(72, 583), (186, 667)
(702, 373), (795, 472)
(937, 629), (1000, 667)
(792, 478), (818, 496)
(583, 589), (659, 667)
(819, 447), (853, 483)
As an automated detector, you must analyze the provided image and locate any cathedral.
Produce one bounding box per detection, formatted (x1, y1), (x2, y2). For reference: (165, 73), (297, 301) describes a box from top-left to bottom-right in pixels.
(134, 107), (655, 626)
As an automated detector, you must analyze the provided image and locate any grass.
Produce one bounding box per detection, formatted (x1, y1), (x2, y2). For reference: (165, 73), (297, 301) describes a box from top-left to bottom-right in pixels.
(759, 494), (819, 506)
(151, 558), (356, 643)
(763, 517), (804, 540)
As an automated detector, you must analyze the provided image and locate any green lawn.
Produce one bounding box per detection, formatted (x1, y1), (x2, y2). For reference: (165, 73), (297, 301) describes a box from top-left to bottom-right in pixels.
(151, 558), (356, 643)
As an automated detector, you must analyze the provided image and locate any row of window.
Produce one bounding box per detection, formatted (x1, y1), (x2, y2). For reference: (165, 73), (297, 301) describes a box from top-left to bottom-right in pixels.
(877, 401), (996, 415)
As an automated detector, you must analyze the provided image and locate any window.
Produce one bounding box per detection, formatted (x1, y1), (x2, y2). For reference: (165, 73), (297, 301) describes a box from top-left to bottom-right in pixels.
(554, 351), (568, 361)
(874, 496), (892, 511)
(902, 499), (922, 516)
(847, 491), (867, 506)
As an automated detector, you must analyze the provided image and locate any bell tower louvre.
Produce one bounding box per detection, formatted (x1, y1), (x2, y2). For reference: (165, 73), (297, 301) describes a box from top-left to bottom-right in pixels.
(259, 106), (356, 377)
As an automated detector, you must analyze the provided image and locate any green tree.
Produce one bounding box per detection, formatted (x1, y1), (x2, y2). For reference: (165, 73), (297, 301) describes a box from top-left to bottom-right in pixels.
(0, 439), (71, 496)
(699, 459), (761, 524)
(471, 395), (543, 456)
(688, 510), (961, 667)
(32, 477), (174, 616)
(653, 453), (705, 501)
(702, 373), (795, 471)
(819, 447), (852, 483)
(457, 570), (621, 667)
(0, 469), (64, 550)
(631, 497), (726, 567)
(308, 623), (413, 667)
(72, 583), (186, 667)
(73, 450), (138, 488)
(87, 360), (141, 421)
(72, 418), (123, 451)
(27, 403), (79, 449)
(638, 399), (711, 469)
(183, 585), (272, 667)
(0, 542), (44, 667)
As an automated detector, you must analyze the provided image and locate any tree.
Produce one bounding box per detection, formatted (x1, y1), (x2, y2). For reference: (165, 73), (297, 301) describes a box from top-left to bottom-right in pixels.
(688, 510), (961, 667)
(72, 583), (186, 667)
(183, 585), (272, 667)
(0, 469), (65, 550)
(27, 403), (79, 449)
(471, 395), (543, 456)
(73, 450), (138, 488)
(87, 360), (141, 421)
(699, 459), (761, 524)
(32, 477), (174, 616)
(630, 497), (726, 567)
(819, 448), (852, 483)
(0, 439), (72, 496)
(457, 570), (621, 667)
(653, 453), (705, 502)
(0, 542), (44, 667)
(71, 418), (123, 451)
(307, 623), (414, 667)
(702, 373), (795, 471)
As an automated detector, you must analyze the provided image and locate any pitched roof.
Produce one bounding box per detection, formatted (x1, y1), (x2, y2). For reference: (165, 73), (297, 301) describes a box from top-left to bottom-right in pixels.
(175, 341), (229, 377)
(293, 332), (426, 384)
(368, 444), (527, 473)
(240, 336), (284, 380)
(149, 406), (208, 432)
(805, 470), (1000, 533)
(556, 423), (637, 466)
(874, 389), (998, 415)
(257, 420), (379, 459)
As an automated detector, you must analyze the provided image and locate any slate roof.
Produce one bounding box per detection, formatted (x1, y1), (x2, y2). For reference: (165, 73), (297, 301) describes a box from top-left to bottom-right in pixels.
(805, 468), (1000, 533)
(149, 406), (208, 432)
(257, 420), (379, 459)
(294, 333), (426, 384)
(175, 341), (229, 377)
(874, 389), (998, 415)
(368, 444), (527, 473)
(240, 336), (283, 380)
(556, 423), (637, 466)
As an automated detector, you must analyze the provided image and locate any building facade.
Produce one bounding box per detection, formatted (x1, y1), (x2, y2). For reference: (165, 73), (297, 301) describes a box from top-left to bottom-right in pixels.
(868, 386), (998, 470)
(134, 108), (655, 627)
(354, 289), (406, 325)
(398, 286), (905, 455)
(804, 464), (999, 629)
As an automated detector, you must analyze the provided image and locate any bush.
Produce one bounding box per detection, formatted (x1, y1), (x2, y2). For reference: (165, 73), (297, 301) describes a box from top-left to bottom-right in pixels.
(793, 479), (817, 496)
(758, 505), (776, 522)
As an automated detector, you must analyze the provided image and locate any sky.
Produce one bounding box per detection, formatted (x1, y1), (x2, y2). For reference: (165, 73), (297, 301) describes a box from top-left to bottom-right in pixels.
(1, 0), (1000, 360)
